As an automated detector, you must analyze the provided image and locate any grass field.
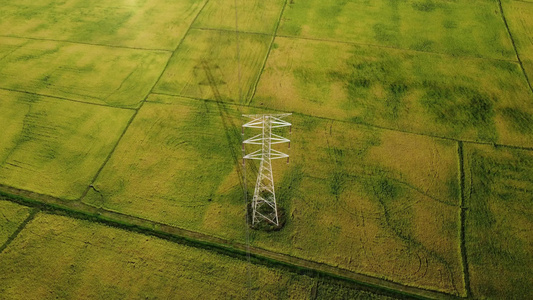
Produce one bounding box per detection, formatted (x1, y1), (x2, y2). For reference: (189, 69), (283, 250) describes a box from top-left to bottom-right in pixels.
(0, 89), (133, 199)
(278, 0), (515, 60)
(0, 200), (32, 247)
(0, 0), (206, 50)
(464, 144), (533, 299)
(0, 213), (317, 299)
(154, 29), (270, 104)
(83, 95), (464, 295)
(504, 0), (533, 85)
(193, 0), (285, 34)
(1, 0), (532, 298)
(0, 37), (170, 108)
(252, 37), (533, 147)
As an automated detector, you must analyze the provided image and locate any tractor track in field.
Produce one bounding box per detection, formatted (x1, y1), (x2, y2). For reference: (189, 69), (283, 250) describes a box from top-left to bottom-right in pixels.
(1, 184), (461, 300)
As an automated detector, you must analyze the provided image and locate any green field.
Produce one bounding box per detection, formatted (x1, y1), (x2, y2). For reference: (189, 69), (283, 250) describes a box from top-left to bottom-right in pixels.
(0, 37), (170, 108)
(154, 29), (271, 103)
(252, 37), (533, 147)
(1, 0), (532, 299)
(0, 200), (33, 247)
(193, 0), (285, 33)
(0, 0), (205, 50)
(0, 213), (317, 299)
(82, 95), (464, 295)
(464, 144), (533, 299)
(0, 90), (133, 199)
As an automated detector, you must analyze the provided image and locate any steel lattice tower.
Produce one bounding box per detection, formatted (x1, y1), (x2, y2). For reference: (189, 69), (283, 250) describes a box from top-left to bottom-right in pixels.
(242, 114), (291, 226)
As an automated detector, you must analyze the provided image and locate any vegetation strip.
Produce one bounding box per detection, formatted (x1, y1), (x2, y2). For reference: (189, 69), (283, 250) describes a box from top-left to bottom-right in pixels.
(0, 208), (37, 254)
(0, 34), (173, 53)
(78, 0), (212, 201)
(247, 0), (289, 104)
(274, 34), (519, 64)
(0, 185), (460, 300)
(0, 87), (136, 111)
(190, 26), (273, 37)
(497, 0), (533, 93)
(150, 92), (533, 152)
(457, 142), (472, 298)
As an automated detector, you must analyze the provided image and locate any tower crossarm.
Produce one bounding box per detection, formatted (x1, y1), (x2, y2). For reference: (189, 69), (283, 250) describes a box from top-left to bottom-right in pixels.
(270, 133), (290, 144)
(243, 134), (263, 145)
(243, 149), (263, 160)
(270, 149), (289, 160)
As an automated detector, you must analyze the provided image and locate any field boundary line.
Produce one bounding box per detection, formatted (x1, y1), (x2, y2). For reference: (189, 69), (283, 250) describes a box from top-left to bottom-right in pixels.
(497, 0), (533, 94)
(78, 0), (212, 201)
(246, 0), (289, 105)
(0, 208), (38, 254)
(0, 87), (136, 111)
(0, 35), (173, 53)
(149, 92), (533, 152)
(0, 185), (459, 300)
(275, 34), (519, 64)
(457, 142), (472, 298)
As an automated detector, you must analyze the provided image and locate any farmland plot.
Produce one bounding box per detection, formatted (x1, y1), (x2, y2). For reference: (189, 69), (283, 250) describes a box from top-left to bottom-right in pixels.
(278, 0), (515, 60)
(0, 89), (133, 199)
(464, 144), (533, 299)
(248, 116), (464, 295)
(0, 200), (32, 247)
(0, 37), (170, 108)
(154, 29), (270, 104)
(0, 213), (316, 299)
(503, 0), (533, 88)
(193, 0), (285, 34)
(252, 37), (533, 148)
(84, 95), (464, 295)
(83, 95), (246, 237)
(0, 0), (206, 50)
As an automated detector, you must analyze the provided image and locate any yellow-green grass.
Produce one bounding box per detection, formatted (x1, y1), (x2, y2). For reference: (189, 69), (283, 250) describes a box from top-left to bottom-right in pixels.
(83, 95), (246, 237)
(252, 37), (533, 148)
(0, 200), (32, 246)
(278, 0), (515, 60)
(463, 144), (533, 299)
(0, 37), (170, 108)
(316, 280), (395, 300)
(0, 0), (205, 50)
(0, 213), (316, 299)
(84, 95), (463, 295)
(504, 0), (533, 87)
(193, 0), (285, 34)
(154, 29), (270, 104)
(0, 89), (133, 200)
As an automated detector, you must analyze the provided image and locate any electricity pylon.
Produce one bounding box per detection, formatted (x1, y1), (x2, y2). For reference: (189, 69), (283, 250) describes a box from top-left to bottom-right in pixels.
(242, 114), (291, 226)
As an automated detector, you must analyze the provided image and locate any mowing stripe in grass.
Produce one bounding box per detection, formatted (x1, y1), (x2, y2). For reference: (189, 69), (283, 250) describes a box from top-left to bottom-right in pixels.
(0, 34), (173, 53)
(457, 141), (472, 298)
(0, 185), (458, 300)
(150, 92), (533, 152)
(247, 0), (289, 105)
(497, 0), (533, 94)
(0, 208), (38, 254)
(0, 87), (136, 112)
(78, 0), (212, 202)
